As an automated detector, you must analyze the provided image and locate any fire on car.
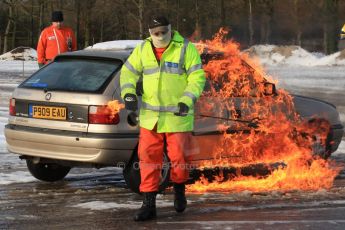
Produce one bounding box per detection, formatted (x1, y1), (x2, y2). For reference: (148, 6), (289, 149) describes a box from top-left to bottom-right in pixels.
(4, 29), (344, 193)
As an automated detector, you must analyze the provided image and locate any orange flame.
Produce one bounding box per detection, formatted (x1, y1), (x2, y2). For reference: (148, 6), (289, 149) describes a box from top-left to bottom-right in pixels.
(97, 100), (125, 118)
(189, 159), (338, 193)
(188, 28), (341, 193)
(107, 100), (125, 116)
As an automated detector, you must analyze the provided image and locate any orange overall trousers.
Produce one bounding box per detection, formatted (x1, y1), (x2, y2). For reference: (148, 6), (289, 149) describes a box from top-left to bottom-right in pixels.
(138, 127), (193, 192)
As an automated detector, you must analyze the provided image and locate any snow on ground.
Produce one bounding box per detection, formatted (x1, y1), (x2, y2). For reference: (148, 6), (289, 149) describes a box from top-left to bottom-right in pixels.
(85, 40), (142, 50)
(0, 43), (344, 185)
(265, 65), (345, 124)
(0, 106), (9, 153)
(245, 45), (345, 66)
(87, 41), (345, 67)
(72, 196), (172, 211)
(1, 43), (345, 71)
(267, 66), (345, 91)
(72, 201), (140, 210)
(0, 47), (37, 61)
(0, 171), (36, 185)
(0, 61), (38, 72)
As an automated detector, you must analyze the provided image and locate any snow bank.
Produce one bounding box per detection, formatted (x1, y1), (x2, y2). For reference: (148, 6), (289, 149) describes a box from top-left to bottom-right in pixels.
(83, 40), (345, 67)
(0, 47), (37, 61)
(85, 40), (142, 50)
(244, 45), (345, 66)
(0, 171), (36, 185)
(72, 198), (172, 211)
(72, 201), (139, 210)
(2, 42), (342, 68)
(0, 61), (38, 72)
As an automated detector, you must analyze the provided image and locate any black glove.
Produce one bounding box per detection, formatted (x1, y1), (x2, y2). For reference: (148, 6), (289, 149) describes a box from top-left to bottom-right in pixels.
(128, 112), (139, 126)
(174, 102), (189, 116)
(136, 80), (143, 96)
(124, 93), (138, 111)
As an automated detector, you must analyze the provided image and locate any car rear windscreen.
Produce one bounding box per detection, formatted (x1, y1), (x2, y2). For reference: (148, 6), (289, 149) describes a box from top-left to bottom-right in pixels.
(20, 58), (121, 93)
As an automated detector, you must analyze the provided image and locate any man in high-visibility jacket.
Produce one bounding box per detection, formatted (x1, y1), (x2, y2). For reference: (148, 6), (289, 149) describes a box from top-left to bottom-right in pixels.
(120, 16), (206, 221)
(37, 11), (76, 68)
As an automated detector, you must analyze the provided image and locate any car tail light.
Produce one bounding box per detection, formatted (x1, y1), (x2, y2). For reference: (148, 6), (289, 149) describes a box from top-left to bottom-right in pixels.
(88, 105), (120, 124)
(9, 98), (16, 116)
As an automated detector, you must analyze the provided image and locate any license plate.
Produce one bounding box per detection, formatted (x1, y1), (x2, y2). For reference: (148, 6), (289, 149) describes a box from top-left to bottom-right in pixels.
(30, 105), (66, 120)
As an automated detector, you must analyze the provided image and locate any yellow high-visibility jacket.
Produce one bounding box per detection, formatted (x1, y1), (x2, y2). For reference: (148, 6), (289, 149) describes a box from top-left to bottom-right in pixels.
(120, 31), (206, 133)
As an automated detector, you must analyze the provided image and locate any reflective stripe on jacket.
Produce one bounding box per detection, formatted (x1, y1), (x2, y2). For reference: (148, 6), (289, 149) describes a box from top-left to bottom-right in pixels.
(37, 25), (77, 64)
(120, 31), (206, 133)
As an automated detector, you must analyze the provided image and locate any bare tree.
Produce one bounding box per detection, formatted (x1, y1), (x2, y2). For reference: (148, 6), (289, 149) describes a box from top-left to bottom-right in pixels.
(191, 0), (201, 40)
(220, 0), (225, 27)
(116, 0), (128, 39)
(3, 0), (16, 52)
(293, 0), (302, 46)
(30, 0), (34, 47)
(175, 0), (180, 30)
(81, 0), (95, 47)
(74, 0), (80, 49)
(248, 0), (254, 45)
(126, 0), (144, 39)
(11, 5), (17, 50)
(322, 0), (339, 54)
(0, 0), (345, 52)
(58, 0), (63, 10)
(38, 0), (45, 37)
(257, 0), (274, 44)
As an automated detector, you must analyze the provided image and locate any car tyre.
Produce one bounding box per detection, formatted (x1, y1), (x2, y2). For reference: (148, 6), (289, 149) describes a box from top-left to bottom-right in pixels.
(123, 147), (170, 194)
(304, 119), (332, 159)
(26, 159), (71, 182)
(310, 130), (332, 159)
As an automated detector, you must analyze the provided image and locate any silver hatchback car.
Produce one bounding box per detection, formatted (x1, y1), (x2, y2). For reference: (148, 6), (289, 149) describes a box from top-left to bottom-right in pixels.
(5, 45), (344, 193)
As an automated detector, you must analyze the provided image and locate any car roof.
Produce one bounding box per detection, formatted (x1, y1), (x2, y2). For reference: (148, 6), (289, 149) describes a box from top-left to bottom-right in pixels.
(56, 49), (132, 62)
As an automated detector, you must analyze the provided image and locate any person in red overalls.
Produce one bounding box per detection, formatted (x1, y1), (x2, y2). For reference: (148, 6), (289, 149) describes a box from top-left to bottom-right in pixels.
(121, 15), (206, 221)
(37, 11), (76, 68)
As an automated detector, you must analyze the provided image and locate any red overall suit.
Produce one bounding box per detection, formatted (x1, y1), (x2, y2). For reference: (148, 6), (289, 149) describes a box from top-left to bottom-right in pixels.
(37, 25), (76, 64)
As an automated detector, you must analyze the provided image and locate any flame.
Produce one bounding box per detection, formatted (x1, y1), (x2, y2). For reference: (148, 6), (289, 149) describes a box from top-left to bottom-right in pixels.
(97, 100), (125, 118)
(189, 159), (338, 193)
(107, 100), (125, 115)
(188, 28), (341, 193)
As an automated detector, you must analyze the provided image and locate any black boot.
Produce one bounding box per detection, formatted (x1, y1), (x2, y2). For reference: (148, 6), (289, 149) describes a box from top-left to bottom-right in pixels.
(134, 192), (157, 221)
(174, 183), (187, 213)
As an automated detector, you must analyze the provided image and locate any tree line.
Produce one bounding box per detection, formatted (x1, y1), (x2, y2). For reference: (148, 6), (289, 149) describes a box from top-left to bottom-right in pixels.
(0, 0), (344, 55)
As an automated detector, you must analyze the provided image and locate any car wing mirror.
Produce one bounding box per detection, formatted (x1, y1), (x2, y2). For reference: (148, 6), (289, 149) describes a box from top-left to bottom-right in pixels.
(263, 82), (277, 96)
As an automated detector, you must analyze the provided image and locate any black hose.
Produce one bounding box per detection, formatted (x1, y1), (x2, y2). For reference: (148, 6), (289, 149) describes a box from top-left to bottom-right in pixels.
(126, 111), (260, 129)
(198, 114), (260, 128)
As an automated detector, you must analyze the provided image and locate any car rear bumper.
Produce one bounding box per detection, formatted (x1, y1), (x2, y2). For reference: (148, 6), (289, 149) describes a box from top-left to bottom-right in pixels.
(4, 124), (138, 166)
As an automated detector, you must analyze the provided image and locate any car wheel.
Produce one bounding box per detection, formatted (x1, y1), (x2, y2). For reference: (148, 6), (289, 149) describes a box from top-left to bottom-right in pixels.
(26, 159), (71, 182)
(123, 147), (170, 194)
(307, 119), (332, 159)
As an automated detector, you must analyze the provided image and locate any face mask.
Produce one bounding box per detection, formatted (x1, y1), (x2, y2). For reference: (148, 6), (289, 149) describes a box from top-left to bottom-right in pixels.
(149, 25), (172, 48)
